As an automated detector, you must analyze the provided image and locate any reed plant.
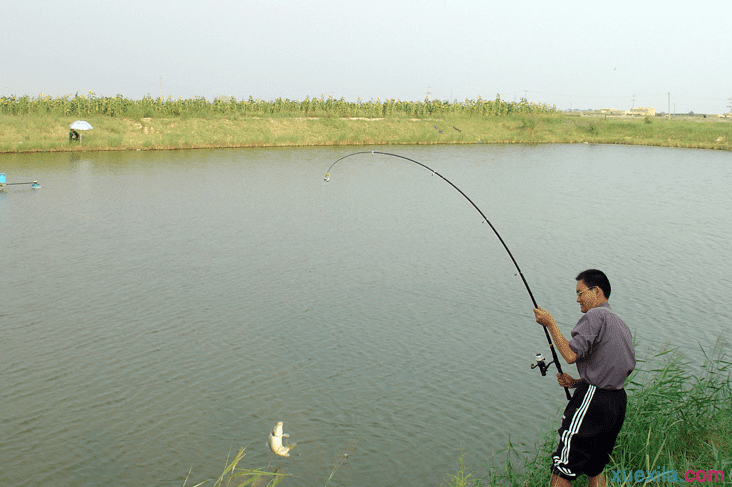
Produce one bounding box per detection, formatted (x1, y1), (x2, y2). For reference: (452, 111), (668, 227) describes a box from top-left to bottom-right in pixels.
(448, 342), (732, 487)
(185, 446), (287, 487)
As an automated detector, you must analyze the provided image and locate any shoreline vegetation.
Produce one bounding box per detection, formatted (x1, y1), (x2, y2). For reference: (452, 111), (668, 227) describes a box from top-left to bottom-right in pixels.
(195, 344), (731, 487)
(2, 93), (732, 154)
(476, 344), (732, 487)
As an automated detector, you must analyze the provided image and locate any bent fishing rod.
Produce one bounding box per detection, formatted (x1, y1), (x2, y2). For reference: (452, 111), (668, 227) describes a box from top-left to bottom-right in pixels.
(325, 151), (571, 401)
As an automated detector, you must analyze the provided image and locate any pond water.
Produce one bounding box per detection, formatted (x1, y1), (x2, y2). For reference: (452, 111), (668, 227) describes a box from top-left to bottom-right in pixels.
(1, 144), (730, 486)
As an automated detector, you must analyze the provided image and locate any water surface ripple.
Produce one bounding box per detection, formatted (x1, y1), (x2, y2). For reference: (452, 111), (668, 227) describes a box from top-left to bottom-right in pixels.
(1, 145), (729, 486)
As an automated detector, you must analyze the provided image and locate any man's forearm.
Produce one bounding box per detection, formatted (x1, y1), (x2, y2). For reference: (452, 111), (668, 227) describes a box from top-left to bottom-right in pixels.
(546, 322), (578, 364)
(534, 307), (578, 365)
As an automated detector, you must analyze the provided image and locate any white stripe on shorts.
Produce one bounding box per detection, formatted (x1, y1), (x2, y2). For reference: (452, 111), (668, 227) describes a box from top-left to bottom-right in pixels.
(554, 384), (597, 475)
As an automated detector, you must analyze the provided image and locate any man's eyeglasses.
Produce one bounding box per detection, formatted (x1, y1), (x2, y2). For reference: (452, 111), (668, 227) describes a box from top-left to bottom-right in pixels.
(576, 287), (595, 297)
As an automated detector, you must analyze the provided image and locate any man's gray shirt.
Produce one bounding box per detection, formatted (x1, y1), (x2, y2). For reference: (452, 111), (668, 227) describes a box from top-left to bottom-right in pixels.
(569, 302), (635, 390)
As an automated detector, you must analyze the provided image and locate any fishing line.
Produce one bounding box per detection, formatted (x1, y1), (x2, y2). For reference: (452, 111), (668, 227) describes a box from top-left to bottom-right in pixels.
(324, 150), (571, 400)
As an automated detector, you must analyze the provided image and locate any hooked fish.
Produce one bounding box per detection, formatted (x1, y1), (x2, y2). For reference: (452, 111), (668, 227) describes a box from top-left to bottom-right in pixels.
(269, 421), (294, 457)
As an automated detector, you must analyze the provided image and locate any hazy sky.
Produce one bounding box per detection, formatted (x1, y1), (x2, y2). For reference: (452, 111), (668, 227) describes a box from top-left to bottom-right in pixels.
(4, 1), (731, 114)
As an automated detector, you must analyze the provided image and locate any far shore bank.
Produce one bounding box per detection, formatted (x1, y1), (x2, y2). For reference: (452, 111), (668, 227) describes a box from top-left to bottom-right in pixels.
(2, 113), (732, 155)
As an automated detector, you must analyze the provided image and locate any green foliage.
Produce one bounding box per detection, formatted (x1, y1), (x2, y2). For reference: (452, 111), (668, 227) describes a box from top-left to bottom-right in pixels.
(442, 449), (485, 487)
(106, 135), (123, 147)
(185, 447), (287, 487)
(453, 343), (732, 487)
(610, 343), (732, 482)
(0, 93), (556, 119)
(519, 117), (537, 130)
(575, 119), (602, 135)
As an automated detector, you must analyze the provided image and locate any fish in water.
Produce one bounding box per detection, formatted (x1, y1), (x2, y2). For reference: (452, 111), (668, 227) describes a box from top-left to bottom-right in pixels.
(269, 421), (294, 457)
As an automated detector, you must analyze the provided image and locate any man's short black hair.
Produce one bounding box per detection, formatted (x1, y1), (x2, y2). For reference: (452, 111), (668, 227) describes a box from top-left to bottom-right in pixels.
(576, 269), (611, 299)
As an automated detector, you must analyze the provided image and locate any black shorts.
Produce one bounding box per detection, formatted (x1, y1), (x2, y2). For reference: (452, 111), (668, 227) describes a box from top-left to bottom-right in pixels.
(551, 382), (627, 481)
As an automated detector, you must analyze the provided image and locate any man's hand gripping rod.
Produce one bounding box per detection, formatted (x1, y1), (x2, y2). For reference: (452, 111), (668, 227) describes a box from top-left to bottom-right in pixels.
(516, 273), (572, 401)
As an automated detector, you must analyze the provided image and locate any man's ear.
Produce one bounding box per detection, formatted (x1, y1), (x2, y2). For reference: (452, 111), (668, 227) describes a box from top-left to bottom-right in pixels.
(593, 286), (607, 301)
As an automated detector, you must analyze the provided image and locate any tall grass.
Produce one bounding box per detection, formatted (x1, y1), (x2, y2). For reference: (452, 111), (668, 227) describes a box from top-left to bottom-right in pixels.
(184, 446), (287, 487)
(450, 343), (732, 487)
(195, 440), (357, 487)
(0, 93), (554, 119)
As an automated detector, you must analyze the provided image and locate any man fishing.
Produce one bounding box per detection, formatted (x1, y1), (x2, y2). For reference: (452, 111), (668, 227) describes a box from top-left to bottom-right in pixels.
(324, 154), (633, 486)
(533, 269), (635, 487)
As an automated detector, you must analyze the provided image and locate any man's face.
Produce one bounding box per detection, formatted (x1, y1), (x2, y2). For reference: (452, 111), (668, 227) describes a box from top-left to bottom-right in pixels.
(576, 280), (598, 313)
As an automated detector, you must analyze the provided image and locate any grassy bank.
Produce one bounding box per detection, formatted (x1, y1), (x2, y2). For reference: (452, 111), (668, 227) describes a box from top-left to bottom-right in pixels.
(193, 345), (731, 487)
(2, 93), (732, 154)
(3, 113), (732, 154)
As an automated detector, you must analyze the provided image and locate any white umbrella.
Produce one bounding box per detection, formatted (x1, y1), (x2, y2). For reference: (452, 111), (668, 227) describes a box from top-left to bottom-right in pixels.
(70, 120), (93, 130)
(69, 120), (92, 143)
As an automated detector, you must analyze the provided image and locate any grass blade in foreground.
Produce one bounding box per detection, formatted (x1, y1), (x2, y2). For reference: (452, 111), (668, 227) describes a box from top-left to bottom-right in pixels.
(186, 447), (287, 487)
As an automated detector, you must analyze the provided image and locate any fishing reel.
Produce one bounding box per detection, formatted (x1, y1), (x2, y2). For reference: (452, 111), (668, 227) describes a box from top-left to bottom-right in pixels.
(531, 353), (555, 377)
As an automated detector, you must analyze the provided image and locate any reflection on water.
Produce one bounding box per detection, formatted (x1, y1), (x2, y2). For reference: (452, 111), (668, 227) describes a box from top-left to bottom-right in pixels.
(1, 144), (730, 486)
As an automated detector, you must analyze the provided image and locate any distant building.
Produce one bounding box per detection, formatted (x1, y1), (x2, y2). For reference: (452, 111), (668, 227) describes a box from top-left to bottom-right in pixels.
(626, 107), (656, 116)
(585, 107), (659, 117)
